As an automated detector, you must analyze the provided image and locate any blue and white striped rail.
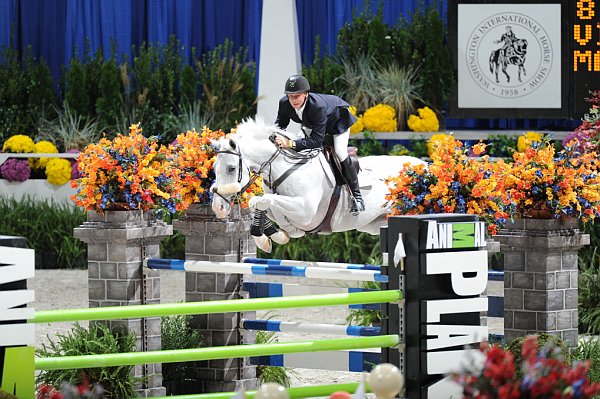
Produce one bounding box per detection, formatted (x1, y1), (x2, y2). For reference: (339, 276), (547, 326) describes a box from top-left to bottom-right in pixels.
(146, 258), (388, 282)
(243, 282), (380, 310)
(250, 350), (381, 372)
(243, 257), (381, 271)
(242, 319), (381, 336)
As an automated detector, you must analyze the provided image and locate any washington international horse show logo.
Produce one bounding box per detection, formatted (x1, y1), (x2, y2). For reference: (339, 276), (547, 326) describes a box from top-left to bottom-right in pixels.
(465, 12), (553, 99)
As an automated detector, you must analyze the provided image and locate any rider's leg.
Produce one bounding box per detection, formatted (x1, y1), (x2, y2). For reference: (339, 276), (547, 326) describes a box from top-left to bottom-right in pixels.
(334, 130), (365, 214)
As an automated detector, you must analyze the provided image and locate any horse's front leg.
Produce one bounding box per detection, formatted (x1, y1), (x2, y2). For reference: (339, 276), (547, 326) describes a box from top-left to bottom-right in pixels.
(249, 194), (312, 238)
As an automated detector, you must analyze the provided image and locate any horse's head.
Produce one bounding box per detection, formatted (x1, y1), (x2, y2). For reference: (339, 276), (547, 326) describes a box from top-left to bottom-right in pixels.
(211, 136), (252, 218)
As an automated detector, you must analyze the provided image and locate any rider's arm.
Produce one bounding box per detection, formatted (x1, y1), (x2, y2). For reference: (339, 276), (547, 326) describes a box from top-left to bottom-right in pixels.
(275, 98), (291, 130)
(292, 106), (327, 151)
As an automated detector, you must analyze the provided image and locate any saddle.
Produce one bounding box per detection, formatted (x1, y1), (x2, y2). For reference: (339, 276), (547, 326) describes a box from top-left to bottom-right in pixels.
(307, 146), (360, 234)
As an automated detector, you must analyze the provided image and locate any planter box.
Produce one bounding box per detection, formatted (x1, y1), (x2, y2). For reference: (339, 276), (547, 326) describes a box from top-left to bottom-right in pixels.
(0, 179), (76, 204)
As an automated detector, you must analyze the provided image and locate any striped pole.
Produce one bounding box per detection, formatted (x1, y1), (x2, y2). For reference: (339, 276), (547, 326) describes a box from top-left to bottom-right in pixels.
(35, 335), (401, 370)
(243, 257), (381, 271)
(152, 382), (372, 399)
(251, 350), (380, 372)
(241, 319), (381, 336)
(32, 290), (402, 324)
(146, 258), (387, 283)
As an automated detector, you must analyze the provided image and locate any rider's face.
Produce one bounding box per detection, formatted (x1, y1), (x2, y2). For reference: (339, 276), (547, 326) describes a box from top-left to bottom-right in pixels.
(287, 92), (308, 110)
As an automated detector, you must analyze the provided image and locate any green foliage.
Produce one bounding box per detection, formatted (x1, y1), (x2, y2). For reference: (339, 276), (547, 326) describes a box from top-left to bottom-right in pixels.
(579, 262), (600, 334)
(95, 56), (123, 133)
(255, 327), (293, 387)
(486, 135), (517, 158)
(570, 337), (600, 382)
(161, 313), (203, 386)
(63, 45), (105, 120)
(195, 39), (257, 132)
(345, 280), (382, 326)
(408, 138), (429, 158)
(38, 104), (104, 151)
(406, 5), (455, 110)
(302, 36), (345, 95)
(160, 230), (186, 260)
(337, 5), (407, 67)
(179, 63), (199, 107)
(36, 323), (137, 399)
(0, 197), (87, 269)
(0, 44), (56, 141)
(349, 131), (386, 156)
(269, 231), (380, 264)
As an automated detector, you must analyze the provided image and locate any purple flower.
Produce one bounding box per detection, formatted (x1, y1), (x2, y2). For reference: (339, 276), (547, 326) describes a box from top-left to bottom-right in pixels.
(1, 158), (31, 182)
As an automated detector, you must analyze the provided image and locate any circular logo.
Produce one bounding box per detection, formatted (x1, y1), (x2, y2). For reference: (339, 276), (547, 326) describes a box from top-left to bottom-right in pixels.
(465, 12), (553, 98)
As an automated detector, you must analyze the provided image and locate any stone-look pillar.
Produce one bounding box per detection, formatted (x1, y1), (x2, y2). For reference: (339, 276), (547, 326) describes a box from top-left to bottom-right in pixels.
(74, 210), (173, 397)
(173, 204), (258, 393)
(494, 218), (589, 347)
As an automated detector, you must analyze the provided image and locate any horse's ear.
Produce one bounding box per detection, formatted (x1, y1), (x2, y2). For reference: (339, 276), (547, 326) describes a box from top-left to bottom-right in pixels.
(229, 138), (237, 150)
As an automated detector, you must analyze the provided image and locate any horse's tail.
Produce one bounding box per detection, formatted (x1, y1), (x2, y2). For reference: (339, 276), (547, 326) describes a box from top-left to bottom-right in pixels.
(489, 51), (496, 73)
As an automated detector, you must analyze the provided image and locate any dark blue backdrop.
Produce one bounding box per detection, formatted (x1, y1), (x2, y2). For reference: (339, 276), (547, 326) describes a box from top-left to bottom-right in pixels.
(0, 0), (576, 130)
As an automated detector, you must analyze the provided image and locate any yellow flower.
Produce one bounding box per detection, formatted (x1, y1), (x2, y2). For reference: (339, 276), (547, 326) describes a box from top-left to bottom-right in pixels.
(2, 135), (35, 153)
(407, 106), (440, 132)
(426, 133), (453, 156)
(348, 106), (364, 134)
(31, 140), (59, 170)
(362, 104), (397, 132)
(45, 158), (72, 185)
(517, 131), (543, 152)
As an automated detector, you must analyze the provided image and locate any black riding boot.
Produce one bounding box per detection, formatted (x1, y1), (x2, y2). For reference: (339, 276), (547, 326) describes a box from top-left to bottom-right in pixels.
(340, 157), (365, 214)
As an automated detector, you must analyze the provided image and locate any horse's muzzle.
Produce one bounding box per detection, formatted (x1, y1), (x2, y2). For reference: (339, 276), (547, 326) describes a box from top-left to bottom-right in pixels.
(214, 183), (242, 196)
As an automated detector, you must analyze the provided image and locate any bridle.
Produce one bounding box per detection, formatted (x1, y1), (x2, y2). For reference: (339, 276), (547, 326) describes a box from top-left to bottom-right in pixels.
(211, 136), (282, 206)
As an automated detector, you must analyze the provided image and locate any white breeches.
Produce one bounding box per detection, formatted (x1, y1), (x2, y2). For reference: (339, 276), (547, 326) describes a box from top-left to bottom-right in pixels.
(333, 129), (350, 161)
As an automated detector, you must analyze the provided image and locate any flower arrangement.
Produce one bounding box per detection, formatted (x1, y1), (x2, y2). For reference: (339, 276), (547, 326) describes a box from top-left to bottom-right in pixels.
(0, 157), (31, 182)
(563, 90), (600, 152)
(2, 134), (35, 153)
(71, 123), (185, 216)
(362, 104), (397, 132)
(386, 134), (600, 234)
(238, 174), (263, 208)
(349, 106), (365, 134)
(169, 127), (225, 206)
(503, 139), (600, 222)
(407, 106), (439, 132)
(45, 158), (72, 185)
(453, 336), (600, 398)
(516, 131), (543, 152)
(386, 134), (510, 234)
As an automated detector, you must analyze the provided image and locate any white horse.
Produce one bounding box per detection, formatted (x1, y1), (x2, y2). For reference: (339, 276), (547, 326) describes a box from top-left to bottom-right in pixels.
(211, 118), (426, 252)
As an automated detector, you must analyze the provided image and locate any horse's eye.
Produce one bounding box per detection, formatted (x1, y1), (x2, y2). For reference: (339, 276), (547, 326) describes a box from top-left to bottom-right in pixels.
(227, 166), (236, 174)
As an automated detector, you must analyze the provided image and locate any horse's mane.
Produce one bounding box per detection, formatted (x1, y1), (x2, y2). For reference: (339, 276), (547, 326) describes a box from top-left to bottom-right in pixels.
(234, 117), (283, 142)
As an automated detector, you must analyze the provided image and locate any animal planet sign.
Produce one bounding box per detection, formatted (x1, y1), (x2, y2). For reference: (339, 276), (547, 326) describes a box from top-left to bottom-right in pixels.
(385, 215), (487, 399)
(457, 3), (561, 109)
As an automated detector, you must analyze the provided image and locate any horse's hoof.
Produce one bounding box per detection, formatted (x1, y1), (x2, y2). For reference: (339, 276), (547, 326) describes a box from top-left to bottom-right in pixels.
(254, 235), (272, 253)
(270, 230), (290, 245)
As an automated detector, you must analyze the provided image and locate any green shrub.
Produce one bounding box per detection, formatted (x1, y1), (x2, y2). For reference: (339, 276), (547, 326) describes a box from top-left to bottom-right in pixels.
(268, 230), (381, 264)
(570, 337), (600, 382)
(255, 325), (293, 387)
(36, 323), (137, 399)
(195, 39), (257, 132)
(161, 313), (203, 390)
(507, 333), (568, 377)
(302, 36), (345, 96)
(96, 56), (123, 133)
(0, 197), (87, 269)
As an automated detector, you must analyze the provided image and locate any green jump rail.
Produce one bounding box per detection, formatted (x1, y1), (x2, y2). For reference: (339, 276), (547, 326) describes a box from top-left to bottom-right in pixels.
(153, 382), (372, 399)
(35, 335), (401, 370)
(32, 290), (402, 324)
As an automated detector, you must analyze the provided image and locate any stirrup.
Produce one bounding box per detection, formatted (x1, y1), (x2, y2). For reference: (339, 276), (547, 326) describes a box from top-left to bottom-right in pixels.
(349, 196), (365, 215)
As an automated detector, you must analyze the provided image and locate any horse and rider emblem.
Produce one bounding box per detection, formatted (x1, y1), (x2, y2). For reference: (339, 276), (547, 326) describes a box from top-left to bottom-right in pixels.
(489, 25), (528, 83)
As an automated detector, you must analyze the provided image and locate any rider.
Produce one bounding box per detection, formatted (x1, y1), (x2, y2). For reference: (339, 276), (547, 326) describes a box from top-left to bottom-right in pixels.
(494, 25), (517, 56)
(272, 75), (364, 214)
